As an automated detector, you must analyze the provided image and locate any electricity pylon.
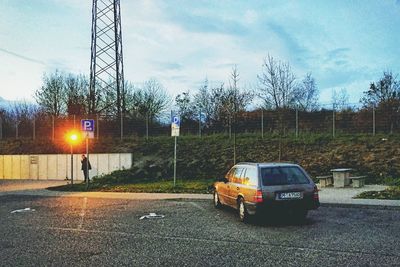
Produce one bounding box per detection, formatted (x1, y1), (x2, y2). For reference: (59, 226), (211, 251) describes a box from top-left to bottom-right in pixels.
(89, 0), (125, 125)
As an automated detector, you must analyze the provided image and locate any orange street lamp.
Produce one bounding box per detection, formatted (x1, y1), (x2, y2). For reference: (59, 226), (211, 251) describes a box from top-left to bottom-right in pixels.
(67, 131), (80, 185)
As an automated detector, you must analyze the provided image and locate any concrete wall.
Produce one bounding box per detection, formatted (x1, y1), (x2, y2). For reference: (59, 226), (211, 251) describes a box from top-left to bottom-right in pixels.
(0, 153), (132, 180)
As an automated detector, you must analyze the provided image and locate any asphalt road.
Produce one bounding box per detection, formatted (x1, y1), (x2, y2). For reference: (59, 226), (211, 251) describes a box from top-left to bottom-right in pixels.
(0, 195), (399, 267)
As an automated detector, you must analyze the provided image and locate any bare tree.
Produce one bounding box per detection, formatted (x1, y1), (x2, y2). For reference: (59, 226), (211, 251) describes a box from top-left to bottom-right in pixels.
(35, 70), (66, 116)
(257, 55), (296, 109)
(9, 101), (39, 121)
(193, 78), (213, 127)
(130, 79), (171, 121)
(361, 71), (400, 132)
(332, 88), (350, 111)
(175, 91), (196, 122)
(293, 73), (319, 111)
(65, 74), (88, 115)
(361, 71), (400, 107)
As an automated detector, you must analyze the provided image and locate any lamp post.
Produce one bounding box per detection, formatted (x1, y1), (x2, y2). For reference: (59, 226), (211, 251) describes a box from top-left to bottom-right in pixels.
(68, 132), (79, 186)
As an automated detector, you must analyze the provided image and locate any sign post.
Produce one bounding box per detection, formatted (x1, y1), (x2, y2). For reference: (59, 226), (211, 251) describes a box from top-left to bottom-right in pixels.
(171, 114), (180, 187)
(81, 119), (95, 189)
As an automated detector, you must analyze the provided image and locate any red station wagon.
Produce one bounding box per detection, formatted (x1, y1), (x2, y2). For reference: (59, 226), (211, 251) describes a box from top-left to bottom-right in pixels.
(213, 162), (320, 222)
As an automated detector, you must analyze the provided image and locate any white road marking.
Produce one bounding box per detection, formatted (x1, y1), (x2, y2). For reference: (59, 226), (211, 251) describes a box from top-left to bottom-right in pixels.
(139, 213), (165, 220)
(10, 207), (35, 214)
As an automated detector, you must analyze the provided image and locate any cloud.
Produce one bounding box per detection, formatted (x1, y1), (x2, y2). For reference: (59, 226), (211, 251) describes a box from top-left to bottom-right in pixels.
(267, 22), (311, 68)
(325, 48), (350, 65)
(153, 61), (183, 71)
(0, 48), (46, 65)
(164, 9), (248, 37)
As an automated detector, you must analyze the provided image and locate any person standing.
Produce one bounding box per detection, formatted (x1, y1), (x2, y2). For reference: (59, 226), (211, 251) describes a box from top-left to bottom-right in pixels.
(81, 154), (92, 182)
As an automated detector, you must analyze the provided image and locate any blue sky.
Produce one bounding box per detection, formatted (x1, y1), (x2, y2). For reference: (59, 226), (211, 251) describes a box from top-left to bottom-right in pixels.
(0, 0), (399, 105)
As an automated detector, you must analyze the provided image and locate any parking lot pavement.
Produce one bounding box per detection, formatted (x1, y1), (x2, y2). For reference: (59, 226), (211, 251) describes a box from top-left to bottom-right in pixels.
(0, 180), (67, 192)
(1, 195), (400, 266)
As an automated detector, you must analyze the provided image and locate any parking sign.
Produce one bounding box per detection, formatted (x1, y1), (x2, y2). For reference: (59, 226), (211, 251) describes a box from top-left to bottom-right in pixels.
(81, 119), (95, 139)
(81, 119), (95, 132)
(171, 115), (180, 137)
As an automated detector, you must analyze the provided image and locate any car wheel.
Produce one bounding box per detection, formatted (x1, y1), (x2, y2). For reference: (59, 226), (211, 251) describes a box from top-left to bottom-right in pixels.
(238, 197), (249, 222)
(213, 190), (222, 208)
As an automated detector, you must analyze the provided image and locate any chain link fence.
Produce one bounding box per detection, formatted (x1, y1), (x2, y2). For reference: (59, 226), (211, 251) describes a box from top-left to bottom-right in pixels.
(0, 103), (398, 141)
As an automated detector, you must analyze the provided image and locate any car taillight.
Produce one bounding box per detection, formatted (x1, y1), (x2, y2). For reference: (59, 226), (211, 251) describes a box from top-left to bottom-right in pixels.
(253, 190), (263, 203)
(313, 186), (319, 201)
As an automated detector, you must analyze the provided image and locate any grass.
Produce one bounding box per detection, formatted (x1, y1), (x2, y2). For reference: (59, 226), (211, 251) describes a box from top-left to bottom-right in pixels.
(355, 186), (400, 200)
(48, 178), (215, 194)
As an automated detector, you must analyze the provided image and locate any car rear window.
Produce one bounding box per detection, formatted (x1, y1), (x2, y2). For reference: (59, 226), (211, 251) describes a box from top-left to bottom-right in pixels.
(261, 166), (310, 186)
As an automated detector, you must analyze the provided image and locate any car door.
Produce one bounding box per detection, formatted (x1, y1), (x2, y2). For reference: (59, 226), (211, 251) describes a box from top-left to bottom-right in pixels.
(217, 168), (234, 205)
(241, 167), (258, 204)
(227, 167), (244, 207)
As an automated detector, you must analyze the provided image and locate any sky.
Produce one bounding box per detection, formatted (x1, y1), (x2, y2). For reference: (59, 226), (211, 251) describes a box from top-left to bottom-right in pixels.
(0, 0), (399, 106)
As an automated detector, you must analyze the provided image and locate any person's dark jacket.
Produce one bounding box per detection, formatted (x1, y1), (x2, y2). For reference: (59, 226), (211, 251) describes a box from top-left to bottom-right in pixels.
(81, 157), (92, 171)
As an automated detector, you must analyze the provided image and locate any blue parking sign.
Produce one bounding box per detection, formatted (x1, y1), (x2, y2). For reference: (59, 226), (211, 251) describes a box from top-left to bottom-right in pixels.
(172, 116), (180, 127)
(81, 119), (95, 132)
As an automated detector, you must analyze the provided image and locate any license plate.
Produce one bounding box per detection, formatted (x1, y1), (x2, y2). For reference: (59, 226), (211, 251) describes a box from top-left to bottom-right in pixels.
(279, 192), (302, 199)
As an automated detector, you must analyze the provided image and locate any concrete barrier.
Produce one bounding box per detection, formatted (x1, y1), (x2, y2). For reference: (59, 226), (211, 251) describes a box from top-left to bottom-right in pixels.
(0, 153), (132, 180)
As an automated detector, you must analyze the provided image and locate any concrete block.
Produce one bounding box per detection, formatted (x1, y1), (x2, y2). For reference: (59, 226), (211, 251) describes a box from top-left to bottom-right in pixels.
(97, 154), (109, 176)
(89, 154), (98, 178)
(108, 154), (120, 172)
(57, 154), (67, 180)
(3, 156), (12, 179)
(38, 155), (48, 180)
(12, 155), (21, 179)
(0, 155), (4, 179)
(47, 155), (57, 179)
(120, 153), (132, 170)
(20, 156), (30, 179)
(74, 154), (83, 181)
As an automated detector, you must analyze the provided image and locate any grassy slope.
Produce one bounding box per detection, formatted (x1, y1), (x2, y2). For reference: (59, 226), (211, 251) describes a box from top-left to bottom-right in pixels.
(2, 133), (400, 184)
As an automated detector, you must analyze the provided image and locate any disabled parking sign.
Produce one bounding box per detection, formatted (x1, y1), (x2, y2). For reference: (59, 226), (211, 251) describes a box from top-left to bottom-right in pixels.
(171, 115), (180, 137)
(81, 119), (95, 139)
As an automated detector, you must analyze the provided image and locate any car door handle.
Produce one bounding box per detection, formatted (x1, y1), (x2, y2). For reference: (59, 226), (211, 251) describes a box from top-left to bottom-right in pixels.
(237, 187), (240, 190)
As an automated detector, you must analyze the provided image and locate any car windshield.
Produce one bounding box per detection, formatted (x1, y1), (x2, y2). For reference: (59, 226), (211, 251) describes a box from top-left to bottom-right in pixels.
(261, 166), (310, 186)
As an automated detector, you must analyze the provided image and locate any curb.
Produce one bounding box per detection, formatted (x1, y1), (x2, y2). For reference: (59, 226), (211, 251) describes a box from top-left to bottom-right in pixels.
(320, 202), (400, 210)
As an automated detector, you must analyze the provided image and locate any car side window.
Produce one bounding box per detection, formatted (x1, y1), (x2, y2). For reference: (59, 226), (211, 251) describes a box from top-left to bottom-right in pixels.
(243, 167), (258, 186)
(232, 168), (243, 184)
(226, 168), (235, 181)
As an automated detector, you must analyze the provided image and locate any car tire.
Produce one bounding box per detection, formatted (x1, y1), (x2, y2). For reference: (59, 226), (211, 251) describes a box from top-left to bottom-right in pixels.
(238, 197), (250, 223)
(213, 190), (222, 208)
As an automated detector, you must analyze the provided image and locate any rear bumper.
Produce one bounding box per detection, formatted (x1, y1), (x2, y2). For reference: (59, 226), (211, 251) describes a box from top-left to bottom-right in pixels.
(246, 198), (320, 215)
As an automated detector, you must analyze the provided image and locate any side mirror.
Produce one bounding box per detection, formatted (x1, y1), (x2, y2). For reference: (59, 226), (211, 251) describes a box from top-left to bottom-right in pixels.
(218, 177), (229, 183)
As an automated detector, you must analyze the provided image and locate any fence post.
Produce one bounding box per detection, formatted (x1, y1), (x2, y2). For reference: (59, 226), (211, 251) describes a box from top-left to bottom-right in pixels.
(229, 116), (232, 138)
(96, 113), (99, 139)
(33, 118), (36, 140)
(261, 109), (264, 139)
(146, 113), (149, 140)
(52, 115), (55, 141)
(198, 110), (201, 137)
(332, 106), (336, 138)
(295, 109), (299, 138)
(373, 105), (376, 136)
(120, 112), (123, 140)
